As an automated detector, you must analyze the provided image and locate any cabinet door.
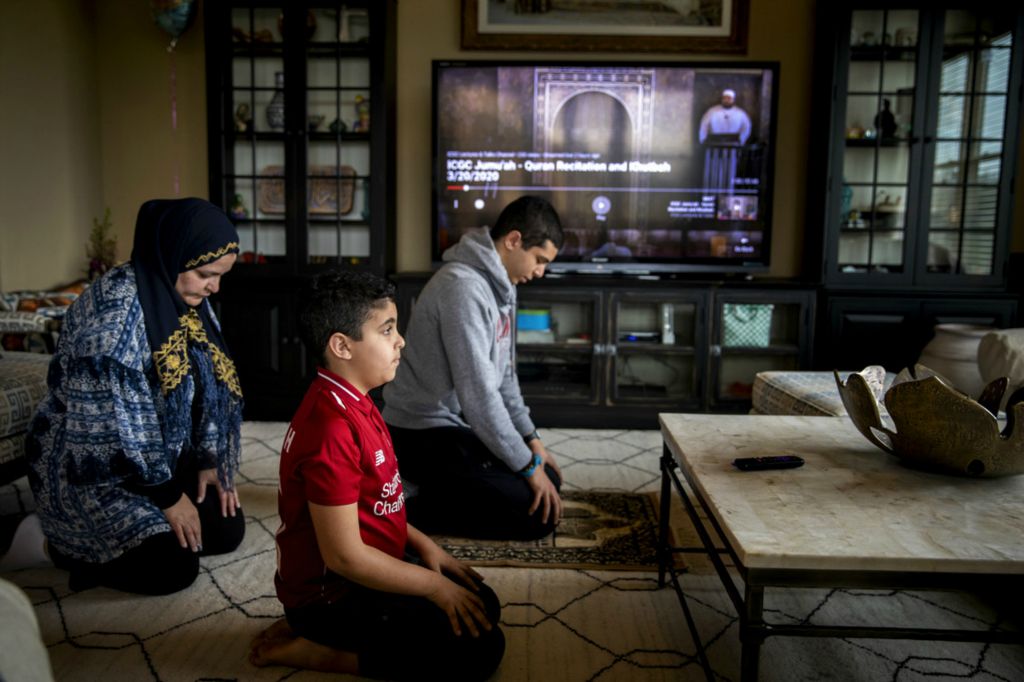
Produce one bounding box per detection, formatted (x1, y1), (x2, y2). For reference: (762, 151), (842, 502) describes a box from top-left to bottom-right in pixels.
(826, 298), (920, 372)
(216, 5), (292, 268)
(304, 7), (375, 269)
(916, 8), (1021, 288)
(206, 2), (394, 275)
(822, 6), (1022, 288)
(607, 291), (705, 408)
(710, 291), (813, 408)
(213, 286), (310, 420)
(516, 289), (602, 405)
(828, 8), (925, 285)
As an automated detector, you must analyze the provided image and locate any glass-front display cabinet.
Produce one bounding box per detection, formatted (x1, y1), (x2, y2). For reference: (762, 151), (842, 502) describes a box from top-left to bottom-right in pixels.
(205, 1), (394, 274)
(820, 4), (1022, 289)
(513, 283), (812, 423)
(203, 1), (395, 420)
(514, 287), (711, 425)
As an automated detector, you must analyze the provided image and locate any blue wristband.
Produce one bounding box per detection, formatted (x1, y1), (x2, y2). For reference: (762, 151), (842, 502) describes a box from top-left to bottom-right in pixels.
(518, 452), (543, 478)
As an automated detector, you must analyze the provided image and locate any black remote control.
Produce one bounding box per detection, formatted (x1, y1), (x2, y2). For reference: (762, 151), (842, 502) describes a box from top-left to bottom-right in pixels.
(732, 455), (805, 471)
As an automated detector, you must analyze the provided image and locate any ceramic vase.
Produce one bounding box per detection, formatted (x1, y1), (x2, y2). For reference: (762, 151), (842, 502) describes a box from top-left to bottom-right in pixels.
(917, 323), (994, 398)
(266, 72), (285, 130)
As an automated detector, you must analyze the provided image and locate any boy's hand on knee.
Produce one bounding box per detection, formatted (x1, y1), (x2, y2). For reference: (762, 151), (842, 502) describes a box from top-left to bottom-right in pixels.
(427, 576), (492, 638)
(527, 470), (562, 525)
(440, 556), (484, 592)
(531, 441), (562, 481)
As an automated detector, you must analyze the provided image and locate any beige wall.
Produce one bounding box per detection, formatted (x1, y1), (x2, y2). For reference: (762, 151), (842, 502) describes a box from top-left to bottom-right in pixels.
(94, 0), (210, 260)
(2, 0), (1021, 290)
(0, 0), (208, 292)
(0, 0), (103, 291)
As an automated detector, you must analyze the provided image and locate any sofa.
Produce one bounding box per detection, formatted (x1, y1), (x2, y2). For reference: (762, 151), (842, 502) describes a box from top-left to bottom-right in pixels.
(0, 286), (82, 354)
(0, 352), (51, 485)
(752, 328), (1024, 417)
(751, 366), (892, 417)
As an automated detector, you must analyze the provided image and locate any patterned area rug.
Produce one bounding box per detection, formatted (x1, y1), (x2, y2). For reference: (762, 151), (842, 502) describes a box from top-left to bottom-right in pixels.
(436, 490), (664, 571)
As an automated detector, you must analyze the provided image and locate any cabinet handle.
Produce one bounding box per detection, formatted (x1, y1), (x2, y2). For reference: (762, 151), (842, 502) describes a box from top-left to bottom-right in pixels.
(711, 344), (722, 357)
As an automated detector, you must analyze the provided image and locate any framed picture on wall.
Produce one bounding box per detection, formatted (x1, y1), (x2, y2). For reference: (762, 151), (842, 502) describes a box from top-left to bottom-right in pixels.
(461, 0), (749, 54)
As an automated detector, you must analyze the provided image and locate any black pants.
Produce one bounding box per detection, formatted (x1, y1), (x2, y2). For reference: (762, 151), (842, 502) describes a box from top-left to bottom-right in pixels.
(286, 573), (504, 681)
(388, 424), (561, 540)
(51, 458), (246, 595)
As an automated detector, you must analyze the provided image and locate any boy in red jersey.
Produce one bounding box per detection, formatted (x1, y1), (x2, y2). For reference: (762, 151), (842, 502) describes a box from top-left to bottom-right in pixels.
(250, 271), (504, 680)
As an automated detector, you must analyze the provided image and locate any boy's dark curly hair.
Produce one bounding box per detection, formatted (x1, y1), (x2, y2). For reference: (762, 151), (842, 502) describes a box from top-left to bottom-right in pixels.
(300, 270), (397, 365)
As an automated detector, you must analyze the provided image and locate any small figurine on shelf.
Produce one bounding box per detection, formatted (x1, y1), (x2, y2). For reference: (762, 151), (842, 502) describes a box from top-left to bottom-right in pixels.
(230, 193), (249, 220)
(266, 72), (285, 131)
(329, 117), (347, 134)
(875, 98), (898, 139)
(352, 95), (370, 133)
(234, 102), (252, 132)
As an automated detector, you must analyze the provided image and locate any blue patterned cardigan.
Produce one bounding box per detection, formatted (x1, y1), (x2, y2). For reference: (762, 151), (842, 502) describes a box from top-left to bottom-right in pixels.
(27, 264), (240, 563)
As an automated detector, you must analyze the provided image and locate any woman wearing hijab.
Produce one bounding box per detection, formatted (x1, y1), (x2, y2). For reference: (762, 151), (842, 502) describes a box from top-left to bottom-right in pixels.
(5, 198), (246, 595)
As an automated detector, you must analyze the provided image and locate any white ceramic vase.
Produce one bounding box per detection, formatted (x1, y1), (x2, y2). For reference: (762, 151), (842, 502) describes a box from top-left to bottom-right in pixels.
(917, 323), (994, 398)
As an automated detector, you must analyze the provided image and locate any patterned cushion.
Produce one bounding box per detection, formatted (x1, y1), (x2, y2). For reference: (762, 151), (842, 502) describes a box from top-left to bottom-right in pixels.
(0, 311), (53, 333)
(0, 433), (28, 470)
(752, 367), (893, 417)
(0, 352), (50, 484)
(0, 351), (51, 440)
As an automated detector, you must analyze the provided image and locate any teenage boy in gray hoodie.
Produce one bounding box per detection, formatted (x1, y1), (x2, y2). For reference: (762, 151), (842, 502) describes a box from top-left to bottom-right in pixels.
(382, 196), (564, 540)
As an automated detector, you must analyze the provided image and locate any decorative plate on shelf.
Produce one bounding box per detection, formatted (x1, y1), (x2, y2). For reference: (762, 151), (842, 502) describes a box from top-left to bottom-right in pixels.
(258, 165), (356, 216)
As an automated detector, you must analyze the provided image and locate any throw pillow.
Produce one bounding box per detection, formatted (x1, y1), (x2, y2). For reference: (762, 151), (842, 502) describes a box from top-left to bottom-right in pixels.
(857, 364), (887, 400)
(977, 329), (1024, 410)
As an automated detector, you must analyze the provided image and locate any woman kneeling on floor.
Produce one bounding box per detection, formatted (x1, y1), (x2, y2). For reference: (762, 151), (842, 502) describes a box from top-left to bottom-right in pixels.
(1, 198), (246, 594)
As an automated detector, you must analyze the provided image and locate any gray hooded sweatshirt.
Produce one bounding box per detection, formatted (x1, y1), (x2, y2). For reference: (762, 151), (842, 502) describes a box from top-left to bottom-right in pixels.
(382, 228), (536, 472)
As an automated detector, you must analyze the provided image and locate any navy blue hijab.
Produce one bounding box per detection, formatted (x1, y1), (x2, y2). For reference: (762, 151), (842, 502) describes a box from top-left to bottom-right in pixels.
(131, 198), (242, 481)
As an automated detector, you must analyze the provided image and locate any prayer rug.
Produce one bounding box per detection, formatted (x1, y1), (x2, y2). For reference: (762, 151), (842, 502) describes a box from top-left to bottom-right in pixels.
(435, 490), (668, 571)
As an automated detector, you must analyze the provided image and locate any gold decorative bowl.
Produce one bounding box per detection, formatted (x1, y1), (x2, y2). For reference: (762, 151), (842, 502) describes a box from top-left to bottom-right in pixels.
(834, 366), (1024, 478)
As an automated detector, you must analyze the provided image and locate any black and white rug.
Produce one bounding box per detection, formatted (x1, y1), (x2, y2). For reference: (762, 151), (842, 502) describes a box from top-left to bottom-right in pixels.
(1, 423), (1022, 681)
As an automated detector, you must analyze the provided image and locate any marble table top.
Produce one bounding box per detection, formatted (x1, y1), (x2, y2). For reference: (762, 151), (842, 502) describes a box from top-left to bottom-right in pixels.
(659, 414), (1024, 574)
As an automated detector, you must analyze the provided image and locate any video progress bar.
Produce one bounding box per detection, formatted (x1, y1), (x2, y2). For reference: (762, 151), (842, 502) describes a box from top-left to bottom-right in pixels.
(444, 185), (757, 194)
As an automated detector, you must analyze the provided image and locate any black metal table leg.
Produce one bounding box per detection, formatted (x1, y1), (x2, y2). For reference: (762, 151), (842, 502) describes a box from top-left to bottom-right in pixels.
(658, 443), (674, 588)
(740, 583), (765, 682)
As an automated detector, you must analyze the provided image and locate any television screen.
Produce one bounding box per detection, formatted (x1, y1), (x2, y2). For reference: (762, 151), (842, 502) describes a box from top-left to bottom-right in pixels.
(432, 60), (780, 274)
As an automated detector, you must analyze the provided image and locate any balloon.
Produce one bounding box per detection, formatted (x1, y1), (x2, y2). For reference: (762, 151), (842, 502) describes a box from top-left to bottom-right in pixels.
(152, 0), (197, 51)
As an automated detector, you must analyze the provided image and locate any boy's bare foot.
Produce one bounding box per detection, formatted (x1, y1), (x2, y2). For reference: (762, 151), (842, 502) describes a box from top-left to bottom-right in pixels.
(249, 620), (358, 674)
(250, 618), (293, 652)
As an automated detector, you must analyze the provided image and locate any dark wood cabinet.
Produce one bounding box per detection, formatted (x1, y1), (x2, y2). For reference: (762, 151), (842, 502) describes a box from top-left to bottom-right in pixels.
(822, 292), (1017, 371)
(394, 274), (815, 428)
(204, 1), (396, 419)
(807, 2), (1024, 370)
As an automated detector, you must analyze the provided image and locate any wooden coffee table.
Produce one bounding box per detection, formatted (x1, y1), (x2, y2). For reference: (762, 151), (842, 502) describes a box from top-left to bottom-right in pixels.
(657, 413), (1024, 682)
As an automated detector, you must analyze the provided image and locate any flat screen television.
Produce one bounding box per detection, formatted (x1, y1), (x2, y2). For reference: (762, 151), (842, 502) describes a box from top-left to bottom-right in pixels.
(432, 60), (780, 275)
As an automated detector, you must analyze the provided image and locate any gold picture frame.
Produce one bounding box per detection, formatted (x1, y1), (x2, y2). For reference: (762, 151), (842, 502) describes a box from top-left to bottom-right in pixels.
(461, 0), (749, 54)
